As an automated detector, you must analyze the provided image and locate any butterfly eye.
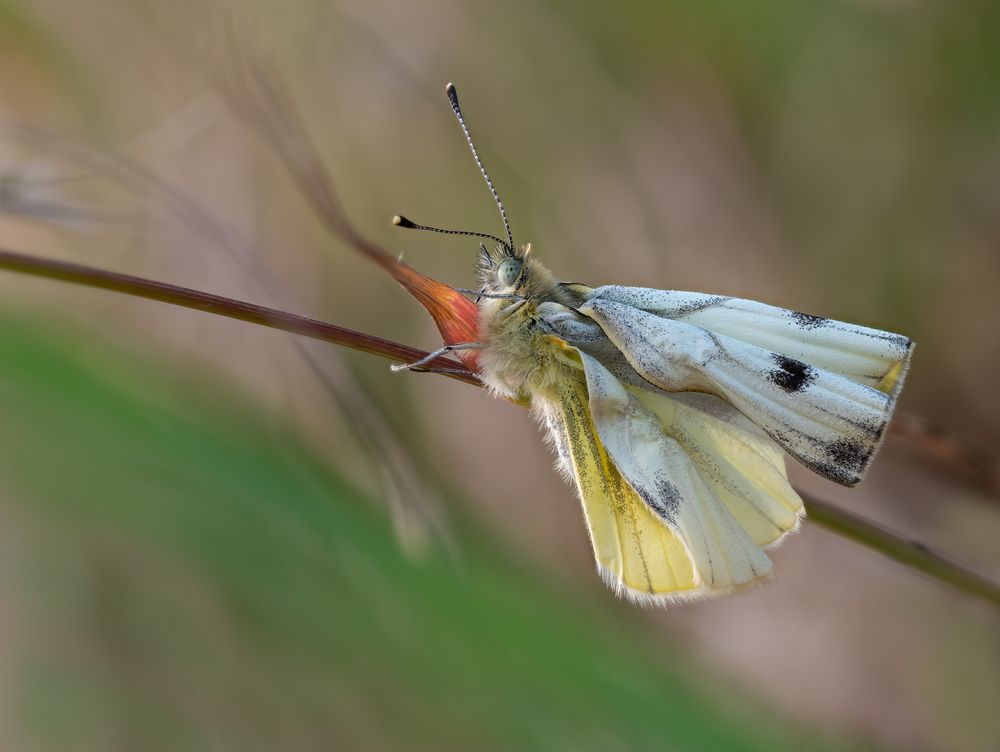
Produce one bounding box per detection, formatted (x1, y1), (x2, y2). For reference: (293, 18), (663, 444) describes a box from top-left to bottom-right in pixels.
(497, 258), (522, 288)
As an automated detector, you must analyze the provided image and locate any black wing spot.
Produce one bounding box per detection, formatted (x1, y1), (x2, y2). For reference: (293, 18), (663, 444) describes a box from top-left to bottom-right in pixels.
(826, 437), (869, 472)
(654, 477), (682, 523)
(635, 471), (682, 525)
(770, 354), (817, 393)
(891, 334), (914, 351)
(791, 311), (828, 329)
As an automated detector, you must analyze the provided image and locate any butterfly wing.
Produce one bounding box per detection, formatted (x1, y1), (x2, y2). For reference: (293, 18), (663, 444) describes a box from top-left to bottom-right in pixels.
(586, 287), (913, 399)
(538, 375), (700, 602)
(540, 346), (785, 602)
(577, 292), (913, 486)
(577, 352), (775, 593)
(630, 389), (804, 548)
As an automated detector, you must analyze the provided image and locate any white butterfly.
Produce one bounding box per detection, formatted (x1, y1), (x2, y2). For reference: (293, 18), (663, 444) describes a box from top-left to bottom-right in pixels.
(395, 84), (914, 604)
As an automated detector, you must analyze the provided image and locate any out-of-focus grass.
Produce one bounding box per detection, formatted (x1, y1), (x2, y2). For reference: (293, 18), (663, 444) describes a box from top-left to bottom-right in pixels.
(0, 313), (875, 751)
(0, 0), (104, 128)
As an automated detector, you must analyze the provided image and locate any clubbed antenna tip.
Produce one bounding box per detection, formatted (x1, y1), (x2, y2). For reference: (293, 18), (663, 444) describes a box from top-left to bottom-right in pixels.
(391, 212), (507, 247)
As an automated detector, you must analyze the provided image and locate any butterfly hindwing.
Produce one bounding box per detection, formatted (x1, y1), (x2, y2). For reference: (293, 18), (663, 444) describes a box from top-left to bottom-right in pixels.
(538, 372), (699, 602)
(630, 389), (804, 548)
(577, 352), (774, 594)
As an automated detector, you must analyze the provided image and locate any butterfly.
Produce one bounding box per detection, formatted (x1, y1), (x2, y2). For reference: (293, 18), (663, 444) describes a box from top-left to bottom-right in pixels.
(393, 84), (914, 604)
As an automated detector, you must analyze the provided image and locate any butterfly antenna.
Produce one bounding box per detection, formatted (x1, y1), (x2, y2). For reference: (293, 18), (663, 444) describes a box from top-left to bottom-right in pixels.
(445, 83), (515, 253)
(392, 214), (507, 247)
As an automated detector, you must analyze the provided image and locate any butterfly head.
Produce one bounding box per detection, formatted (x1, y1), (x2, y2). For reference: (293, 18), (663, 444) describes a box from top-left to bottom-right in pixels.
(475, 238), (559, 302)
(477, 237), (524, 291)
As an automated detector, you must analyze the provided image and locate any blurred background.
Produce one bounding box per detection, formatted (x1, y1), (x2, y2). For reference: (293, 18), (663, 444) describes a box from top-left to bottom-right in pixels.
(1, 0), (999, 749)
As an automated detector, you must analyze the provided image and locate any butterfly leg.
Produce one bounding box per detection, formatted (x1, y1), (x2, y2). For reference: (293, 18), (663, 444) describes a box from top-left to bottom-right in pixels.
(413, 367), (482, 378)
(453, 287), (525, 300)
(390, 342), (484, 372)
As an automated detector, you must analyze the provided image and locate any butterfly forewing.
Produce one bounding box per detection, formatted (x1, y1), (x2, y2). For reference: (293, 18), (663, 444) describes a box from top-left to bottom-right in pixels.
(577, 295), (910, 486)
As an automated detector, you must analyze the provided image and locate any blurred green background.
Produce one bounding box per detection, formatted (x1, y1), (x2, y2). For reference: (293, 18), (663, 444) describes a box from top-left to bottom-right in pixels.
(1, 1), (999, 750)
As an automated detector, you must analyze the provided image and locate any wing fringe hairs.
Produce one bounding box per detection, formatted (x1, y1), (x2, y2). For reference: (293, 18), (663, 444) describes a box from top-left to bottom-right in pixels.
(532, 289), (912, 602)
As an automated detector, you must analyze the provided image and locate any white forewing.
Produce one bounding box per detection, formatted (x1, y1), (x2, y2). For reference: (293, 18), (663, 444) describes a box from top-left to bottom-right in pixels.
(578, 298), (898, 486)
(586, 286), (913, 399)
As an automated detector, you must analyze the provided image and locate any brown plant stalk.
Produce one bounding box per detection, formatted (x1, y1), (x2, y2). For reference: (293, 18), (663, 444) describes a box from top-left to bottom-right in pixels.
(1, 247), (997, 610)
(0, 249), (478, 385)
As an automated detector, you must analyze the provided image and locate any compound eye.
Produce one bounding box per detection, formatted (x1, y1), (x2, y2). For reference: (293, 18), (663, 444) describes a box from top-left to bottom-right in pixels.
(497, 258), (522, 288)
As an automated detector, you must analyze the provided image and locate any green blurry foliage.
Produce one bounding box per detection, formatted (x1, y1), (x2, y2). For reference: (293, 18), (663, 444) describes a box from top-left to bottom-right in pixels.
(0, 317), (875, 751)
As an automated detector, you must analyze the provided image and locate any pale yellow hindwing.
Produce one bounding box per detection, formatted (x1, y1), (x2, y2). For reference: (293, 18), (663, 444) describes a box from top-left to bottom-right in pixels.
(631, 389), (804, 548)
(545, 375), (699, 602)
